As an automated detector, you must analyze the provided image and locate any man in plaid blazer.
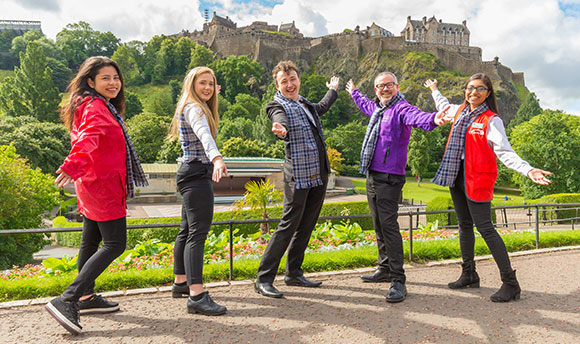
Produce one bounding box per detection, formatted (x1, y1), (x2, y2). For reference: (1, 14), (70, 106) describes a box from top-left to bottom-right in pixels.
(255, 60), (339, 298)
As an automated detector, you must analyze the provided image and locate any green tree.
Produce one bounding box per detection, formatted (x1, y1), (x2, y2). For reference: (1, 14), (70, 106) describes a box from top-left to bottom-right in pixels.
(325, 121), (367, 164)
(0, 145), (59, 269)
(124, 90), (143, 119)
(188, 43), (214, 69)
(174, 37), (194, 76)
(126, 113), (169, 163)
(112, 43), (144, 86)
(217, 117), (255, 146)
(510, 110), (580, 199)
(56, 21), (120, 69)
(0, 116), (69, 174)
(233, 178), (283, 236)
(408, 129), (430, 186)
(506, 92), (542, 135)
(0, 42), (60, 122)
(169, 80), (182, 104)
(46, 57), (72, 92)
(10, 30), (63, 65)
(221, 137), (265, 157)
(156, 137), (182, 163)
(227, 93), (261, 120)
(210, 55), (264, 103)
(146, 91), (175, 118)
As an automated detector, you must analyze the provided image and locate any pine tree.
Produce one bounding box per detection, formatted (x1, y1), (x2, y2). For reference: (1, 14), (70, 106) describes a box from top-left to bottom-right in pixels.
(0, 42), (61, 122)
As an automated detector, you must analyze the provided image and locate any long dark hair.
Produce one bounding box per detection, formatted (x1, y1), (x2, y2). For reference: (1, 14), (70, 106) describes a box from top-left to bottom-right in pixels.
(60, 56), (125, 130)
(463, 73), (499, 114)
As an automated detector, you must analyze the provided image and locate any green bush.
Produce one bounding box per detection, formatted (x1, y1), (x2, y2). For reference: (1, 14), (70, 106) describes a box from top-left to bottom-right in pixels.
(54, 201), (374, 248)
(0, 145), (59, 269)
(527, 193), (580, 222)
(425, 195), (497, 227)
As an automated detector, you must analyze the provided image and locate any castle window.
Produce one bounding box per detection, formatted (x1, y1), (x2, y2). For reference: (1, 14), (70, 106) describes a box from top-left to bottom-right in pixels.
(371, 29), (376, 36)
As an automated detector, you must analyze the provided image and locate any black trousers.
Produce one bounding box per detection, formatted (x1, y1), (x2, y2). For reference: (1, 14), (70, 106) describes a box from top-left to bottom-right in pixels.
(62, 216), (126, 302)
(173, 161), (214, 285)
(366, 171), (406, 283)
(256, 174), (328, 283)
(449, 165), (513, 274)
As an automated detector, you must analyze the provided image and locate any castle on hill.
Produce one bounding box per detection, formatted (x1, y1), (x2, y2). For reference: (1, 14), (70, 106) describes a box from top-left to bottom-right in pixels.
(176, 13), (523, 87)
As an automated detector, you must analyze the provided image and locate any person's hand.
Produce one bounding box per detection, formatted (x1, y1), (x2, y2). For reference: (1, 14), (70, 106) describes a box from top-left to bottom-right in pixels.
(212, 156), (228, 183)
(424, 79), (438, 91)
(345, 79), (355, 95)
(527, 169), (552, 185)
(272, 122), (287, 138)
(434, 105), (452, 126)
(326, 76), (339, 90)
(55, 168), (74, 188)
(216, 84), (221, 94)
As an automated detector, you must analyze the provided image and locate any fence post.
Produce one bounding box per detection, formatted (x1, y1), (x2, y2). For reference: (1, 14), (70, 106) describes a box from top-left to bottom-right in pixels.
(408, 213), (413, 262)
(447, 206), (451, 228)
(535, 206), (540, 249)
(229, 221), (234, 280)
(574, 207), (578, 230)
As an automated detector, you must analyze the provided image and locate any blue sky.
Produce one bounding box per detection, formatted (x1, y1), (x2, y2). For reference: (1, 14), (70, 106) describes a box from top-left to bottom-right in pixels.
(2, 0), (580, 115)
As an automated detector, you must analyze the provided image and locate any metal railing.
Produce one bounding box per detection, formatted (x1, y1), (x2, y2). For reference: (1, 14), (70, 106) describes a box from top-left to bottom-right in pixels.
(2, 203), (580, 279)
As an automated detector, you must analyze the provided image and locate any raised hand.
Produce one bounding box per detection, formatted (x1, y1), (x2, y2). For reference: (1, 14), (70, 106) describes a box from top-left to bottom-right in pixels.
(345, 79), (355, 95)
(217, 84), (221, 94)
(424, 79), (438, 91)
(272, 122), (287, 138)
(326, 76), (339, 90)
(212, 156), (228, 183)
(527, 169), (552, 186)
(434, 105), (452, 126)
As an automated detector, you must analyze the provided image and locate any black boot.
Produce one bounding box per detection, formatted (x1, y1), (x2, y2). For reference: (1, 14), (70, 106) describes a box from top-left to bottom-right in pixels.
(490, 270), (521, 302)
(448, 260), (480, 289)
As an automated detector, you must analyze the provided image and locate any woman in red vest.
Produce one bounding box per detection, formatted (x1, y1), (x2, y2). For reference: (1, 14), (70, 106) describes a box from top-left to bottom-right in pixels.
(425, 74), (551, 302)
(45, 57), (147, 335)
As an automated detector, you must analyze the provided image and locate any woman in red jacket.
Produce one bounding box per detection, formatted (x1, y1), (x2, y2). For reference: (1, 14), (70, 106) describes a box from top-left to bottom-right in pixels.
(426, 74), (551, 302)
(45, 57), (147, 335)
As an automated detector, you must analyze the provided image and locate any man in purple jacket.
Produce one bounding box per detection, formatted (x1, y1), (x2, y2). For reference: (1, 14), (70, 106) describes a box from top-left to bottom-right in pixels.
(346, 72), (450, 303)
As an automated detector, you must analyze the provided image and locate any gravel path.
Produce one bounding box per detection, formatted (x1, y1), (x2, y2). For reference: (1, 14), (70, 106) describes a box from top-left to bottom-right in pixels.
(2, 249), (579, 344)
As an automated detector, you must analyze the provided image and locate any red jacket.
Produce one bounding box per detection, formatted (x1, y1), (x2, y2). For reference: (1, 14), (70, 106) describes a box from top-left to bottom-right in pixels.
(446, 104), (498, 202)
(60, 96), (127, 221)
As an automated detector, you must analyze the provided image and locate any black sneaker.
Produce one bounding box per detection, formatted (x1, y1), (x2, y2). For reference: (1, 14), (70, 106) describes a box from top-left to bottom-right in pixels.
(45, 296), (82, 335)
(78, 294), (120, 314)
(187, 292), (227, 316)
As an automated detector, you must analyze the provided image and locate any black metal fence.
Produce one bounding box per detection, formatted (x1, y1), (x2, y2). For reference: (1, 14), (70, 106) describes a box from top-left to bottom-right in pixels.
(2, 203), (579, 279)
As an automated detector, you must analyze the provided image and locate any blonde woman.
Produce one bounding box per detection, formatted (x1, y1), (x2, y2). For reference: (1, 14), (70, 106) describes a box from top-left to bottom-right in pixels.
(169, 67), (228, 315)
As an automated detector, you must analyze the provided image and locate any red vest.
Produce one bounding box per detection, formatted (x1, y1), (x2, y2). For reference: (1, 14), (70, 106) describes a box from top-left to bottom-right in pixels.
(446, 104), (498, 202)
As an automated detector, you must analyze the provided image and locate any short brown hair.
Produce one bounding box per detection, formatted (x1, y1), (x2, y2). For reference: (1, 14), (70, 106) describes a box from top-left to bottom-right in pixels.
(272, 60), (299, 83)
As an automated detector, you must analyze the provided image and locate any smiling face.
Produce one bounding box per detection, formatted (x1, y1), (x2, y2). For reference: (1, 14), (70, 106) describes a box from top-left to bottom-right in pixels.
(465, 79), (490, 110)
(88, 65), (121, 101)
(374, 73), (399, 105)
(275, 69), (301, 101)
(194, 72), (215, 103)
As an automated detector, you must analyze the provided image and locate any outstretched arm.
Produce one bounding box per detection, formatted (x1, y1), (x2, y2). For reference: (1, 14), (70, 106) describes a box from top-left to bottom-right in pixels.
(312, 76), (340, 116)
(347, 79), (377, 117)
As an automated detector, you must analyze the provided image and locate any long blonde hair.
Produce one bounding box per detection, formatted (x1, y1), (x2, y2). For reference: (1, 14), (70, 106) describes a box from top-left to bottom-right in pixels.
(169, 66), (219, 138)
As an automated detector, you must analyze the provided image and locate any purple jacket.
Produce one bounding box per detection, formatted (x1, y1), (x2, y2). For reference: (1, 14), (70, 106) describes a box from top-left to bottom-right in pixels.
(352, 89), (438, 175)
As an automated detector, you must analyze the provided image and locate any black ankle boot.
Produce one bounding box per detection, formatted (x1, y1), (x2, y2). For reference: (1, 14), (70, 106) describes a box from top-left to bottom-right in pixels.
(187, 292), (227, 316)
(490, 270), (521, 302)
(448, 260), (480, 289)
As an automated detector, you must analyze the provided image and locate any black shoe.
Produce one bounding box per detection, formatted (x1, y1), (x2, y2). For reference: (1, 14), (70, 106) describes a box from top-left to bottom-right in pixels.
(360, 269), (392, 283)
(254, 281), (284, 298)
(448, 261), (480, 289)
(45, 296), (82, 335)
(187, 292), (227, 316)
(284, 275), (322, 288)
(490, 270), (521, 302)
(78, 294), (119, 314)
(172, 283), (190, 298)
(386, 281), (407, 303)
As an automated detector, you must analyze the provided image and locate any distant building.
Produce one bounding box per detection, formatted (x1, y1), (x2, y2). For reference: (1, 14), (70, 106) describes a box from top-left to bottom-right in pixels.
(0, 20), (42, 34)
(401, 16), (469, 46)
(366, 22), (393, 37)
(279, 21), (303, 38)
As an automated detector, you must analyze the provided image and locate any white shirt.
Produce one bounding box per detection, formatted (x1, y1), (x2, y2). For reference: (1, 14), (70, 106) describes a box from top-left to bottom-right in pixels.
(181, 103), (221, 163)
(432, 90), (533, 177)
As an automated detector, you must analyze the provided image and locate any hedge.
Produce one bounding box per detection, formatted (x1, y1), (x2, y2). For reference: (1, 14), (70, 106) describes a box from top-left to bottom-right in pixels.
(425, 195), (496, 227)
(54, 201), (373, 249)
(527, 193), (580, 223)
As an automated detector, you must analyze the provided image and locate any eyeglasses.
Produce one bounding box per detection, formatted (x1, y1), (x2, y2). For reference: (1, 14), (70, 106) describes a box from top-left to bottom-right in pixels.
(465, 86), (488, 93)
(375, 82), (396, 90)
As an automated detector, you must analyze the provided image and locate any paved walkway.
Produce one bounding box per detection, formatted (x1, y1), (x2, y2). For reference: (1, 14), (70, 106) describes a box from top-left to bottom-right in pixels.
(2, 248), (580, 343)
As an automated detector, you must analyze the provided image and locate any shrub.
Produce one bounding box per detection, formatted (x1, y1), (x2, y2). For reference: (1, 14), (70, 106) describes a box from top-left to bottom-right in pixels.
(0, 145), (59, 269)
(426, 195), (497, 227)
(527, 193), (580, 223)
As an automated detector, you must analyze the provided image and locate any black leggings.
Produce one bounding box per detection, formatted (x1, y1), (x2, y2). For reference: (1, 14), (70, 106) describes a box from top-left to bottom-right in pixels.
(62, 216), (127, 302)
(449, 165), (513, 274)
(173, 161), (214, 285)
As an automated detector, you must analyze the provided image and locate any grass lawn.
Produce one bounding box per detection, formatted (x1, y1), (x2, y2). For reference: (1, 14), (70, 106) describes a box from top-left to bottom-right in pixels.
(126, 83), (171, 113)
(351, 177), (524, 205)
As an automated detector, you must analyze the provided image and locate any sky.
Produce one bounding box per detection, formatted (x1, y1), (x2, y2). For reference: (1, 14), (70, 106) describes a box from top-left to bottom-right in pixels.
(2, 0), (580, 115)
